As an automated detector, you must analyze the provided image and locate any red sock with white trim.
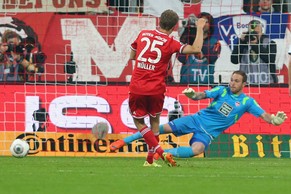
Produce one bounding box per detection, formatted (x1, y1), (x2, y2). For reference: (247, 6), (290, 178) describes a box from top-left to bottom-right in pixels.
(147, 148), (154, 164)
(140, 127), (164, 160)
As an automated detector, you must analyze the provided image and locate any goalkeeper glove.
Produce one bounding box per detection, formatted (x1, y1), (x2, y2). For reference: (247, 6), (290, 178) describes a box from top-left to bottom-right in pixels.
(271, 111), (287, 126)
(182, 88), (196, 99)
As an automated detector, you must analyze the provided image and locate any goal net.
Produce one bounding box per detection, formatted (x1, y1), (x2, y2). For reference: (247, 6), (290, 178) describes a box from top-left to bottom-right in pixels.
(0, 0), (290, 158)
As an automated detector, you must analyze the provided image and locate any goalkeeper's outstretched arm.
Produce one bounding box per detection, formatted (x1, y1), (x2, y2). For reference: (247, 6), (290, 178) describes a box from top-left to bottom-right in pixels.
(182, 88), (206, 100)
(260, 111), (288, 126)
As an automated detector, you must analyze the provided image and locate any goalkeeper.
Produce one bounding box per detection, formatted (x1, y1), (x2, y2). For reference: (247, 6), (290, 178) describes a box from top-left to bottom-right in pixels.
(110, 70), (287, 158)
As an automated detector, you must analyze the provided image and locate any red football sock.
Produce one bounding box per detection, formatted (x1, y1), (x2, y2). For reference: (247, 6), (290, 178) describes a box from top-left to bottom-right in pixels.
(140, 127), (159, 148)
(140, 127), (164, 159)
(147, 148), (154, 164)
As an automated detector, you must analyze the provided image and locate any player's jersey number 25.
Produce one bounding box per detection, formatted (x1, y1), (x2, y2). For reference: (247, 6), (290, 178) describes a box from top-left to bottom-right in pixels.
(137, 37), (164, 64)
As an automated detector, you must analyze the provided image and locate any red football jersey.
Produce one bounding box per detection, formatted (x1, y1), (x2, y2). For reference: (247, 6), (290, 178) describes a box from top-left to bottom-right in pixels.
(129, 29), (185, 95)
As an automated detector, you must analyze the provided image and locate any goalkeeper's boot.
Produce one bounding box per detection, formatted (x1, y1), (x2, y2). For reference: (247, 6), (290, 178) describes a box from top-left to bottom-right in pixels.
(162, 152), (177, 167)
(143, 161), (162, 167)
(110, 139), (125, 151)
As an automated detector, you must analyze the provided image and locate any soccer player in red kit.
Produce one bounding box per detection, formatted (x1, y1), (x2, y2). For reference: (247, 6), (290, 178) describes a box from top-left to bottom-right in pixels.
(127, 9), (206, 167)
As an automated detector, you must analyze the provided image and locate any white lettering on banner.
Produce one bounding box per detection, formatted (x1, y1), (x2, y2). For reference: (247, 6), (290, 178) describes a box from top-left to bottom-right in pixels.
(120, 96), (178, 129)
(25, 95), (177, 131)
(49, 96), (111, 130)
(61, 17), (156, 81)
(220, 25), (232, 37)
(25, 96), (112, 132)
(1, 0), (108, 13)
(229, 34), (237, 51)
(137, 62), (155, 70)
(248, 72), (270, 84)
(191, 69), (207, 81)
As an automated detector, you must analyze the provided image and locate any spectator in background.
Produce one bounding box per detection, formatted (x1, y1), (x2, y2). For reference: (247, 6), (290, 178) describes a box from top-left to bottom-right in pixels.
(0, 30), (25, 82)
(178, 12), (221, 84)
(22, 36), (46, 82)
(243, 0), (288, 13)
(0, 39), (8, 81)
(231, 19), (278, 84)
(0, 30), (45, 82)
(258, 0), (275, 12)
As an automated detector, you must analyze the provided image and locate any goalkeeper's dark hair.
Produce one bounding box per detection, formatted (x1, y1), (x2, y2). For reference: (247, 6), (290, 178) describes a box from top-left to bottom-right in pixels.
(159, 9), (179, 31)
(232, 70), (247, 83)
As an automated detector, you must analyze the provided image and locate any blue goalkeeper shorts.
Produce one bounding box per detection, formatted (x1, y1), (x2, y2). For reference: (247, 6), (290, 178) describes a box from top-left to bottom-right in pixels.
(168, 115), (212, 149)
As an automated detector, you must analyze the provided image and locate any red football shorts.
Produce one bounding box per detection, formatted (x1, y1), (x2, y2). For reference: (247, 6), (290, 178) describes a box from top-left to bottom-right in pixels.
(128, 93), (165, 118)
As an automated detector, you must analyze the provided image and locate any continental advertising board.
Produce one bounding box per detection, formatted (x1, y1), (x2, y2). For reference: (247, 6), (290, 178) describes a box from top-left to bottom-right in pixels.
(1, 132), (290, 158)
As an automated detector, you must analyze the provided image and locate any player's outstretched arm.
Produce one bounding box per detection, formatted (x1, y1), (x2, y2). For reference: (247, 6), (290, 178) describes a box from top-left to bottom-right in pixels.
(181, 18), (206, 54)
(260, 111), (288, 126)
(182, 88), (206, 100)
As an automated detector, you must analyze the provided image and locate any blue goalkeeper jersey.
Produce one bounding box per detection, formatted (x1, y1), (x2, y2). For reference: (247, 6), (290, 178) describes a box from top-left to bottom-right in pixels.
(192, 86), (265, 138)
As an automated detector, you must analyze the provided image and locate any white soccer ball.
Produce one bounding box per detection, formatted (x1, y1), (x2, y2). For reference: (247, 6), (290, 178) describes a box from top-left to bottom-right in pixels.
(10, 139), (30, 158)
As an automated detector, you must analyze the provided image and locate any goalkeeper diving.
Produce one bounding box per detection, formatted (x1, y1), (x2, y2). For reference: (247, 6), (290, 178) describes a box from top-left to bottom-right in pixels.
(110, 70), (288, 159)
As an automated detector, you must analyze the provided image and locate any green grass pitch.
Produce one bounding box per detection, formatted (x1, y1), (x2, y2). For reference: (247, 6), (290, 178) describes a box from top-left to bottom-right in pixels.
(1, 156), (291, 194)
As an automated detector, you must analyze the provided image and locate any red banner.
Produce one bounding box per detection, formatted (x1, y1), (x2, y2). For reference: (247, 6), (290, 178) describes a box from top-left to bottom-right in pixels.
(0, 84), (290, 135)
